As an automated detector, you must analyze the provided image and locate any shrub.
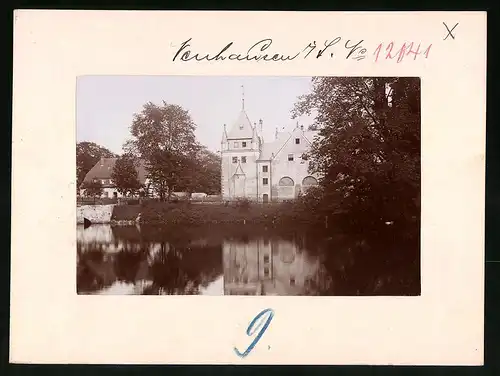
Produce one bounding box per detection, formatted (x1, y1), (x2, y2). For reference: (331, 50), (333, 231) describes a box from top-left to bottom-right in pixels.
(235, 197), (251, 211)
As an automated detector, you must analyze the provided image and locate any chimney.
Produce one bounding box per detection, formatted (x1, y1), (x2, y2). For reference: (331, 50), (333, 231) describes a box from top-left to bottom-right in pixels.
(259, 119), (263, 132)
(275, 127), (278, 140)
(300, 125), (304, 131)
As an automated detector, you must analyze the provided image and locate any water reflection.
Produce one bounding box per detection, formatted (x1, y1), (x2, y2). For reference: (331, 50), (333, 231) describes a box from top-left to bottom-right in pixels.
(76, 223), (420, 296)
(223, 237), (331, 295)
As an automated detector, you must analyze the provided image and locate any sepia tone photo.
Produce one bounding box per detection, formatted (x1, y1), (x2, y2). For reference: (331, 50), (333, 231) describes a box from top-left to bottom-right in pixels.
(76, 75), (421, 296)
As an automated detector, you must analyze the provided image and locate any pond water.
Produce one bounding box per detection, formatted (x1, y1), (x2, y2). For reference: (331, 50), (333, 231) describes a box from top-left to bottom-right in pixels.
(76, 224), (420, 296)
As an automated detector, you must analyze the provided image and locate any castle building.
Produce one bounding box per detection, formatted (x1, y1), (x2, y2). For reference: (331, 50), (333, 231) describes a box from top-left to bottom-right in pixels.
(220, 97), (321, 202)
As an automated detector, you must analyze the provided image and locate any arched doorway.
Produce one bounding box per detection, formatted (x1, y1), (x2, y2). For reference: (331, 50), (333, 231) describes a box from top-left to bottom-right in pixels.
(302, 176), (318, 186)
(262, 194), (269, 203)
(302, 176), (318, 193)
(278, 177), (295, 200)
(279, 177), (294, 186)
(232, 174), (246, 198)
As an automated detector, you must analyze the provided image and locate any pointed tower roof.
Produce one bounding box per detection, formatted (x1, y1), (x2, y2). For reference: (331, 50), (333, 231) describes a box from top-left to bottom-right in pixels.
(221, 124), (228, 143)
(227, 109), (254, 140)
(227, 85), (254, 140)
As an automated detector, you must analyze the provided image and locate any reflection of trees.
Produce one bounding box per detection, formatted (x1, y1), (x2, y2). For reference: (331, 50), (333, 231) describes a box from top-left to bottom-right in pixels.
(143, 243), (223, 295)
(303, 230), (420, 296)
(77, 247), (116, 294)
(114, 250), (148, 283)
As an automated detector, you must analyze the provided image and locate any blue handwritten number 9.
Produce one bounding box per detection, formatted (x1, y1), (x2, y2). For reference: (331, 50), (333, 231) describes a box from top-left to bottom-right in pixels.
(234, 308), (274, 358)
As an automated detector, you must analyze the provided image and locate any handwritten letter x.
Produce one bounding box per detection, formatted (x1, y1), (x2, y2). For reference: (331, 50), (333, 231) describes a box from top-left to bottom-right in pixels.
(443, 22), (459, 40)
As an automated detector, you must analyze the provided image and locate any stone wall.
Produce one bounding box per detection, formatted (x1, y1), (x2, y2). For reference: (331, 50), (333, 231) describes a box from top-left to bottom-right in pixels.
(76, 204), (115, 224)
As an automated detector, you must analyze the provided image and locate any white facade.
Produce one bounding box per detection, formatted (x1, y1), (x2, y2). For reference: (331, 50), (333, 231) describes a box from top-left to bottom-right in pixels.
(221, 107), (321, 202)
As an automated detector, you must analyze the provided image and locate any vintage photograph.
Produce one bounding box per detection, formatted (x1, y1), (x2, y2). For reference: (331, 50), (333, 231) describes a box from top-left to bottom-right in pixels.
(76, 75), (421, 296)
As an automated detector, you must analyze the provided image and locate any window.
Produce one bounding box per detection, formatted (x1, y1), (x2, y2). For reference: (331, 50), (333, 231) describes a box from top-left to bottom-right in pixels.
(263, 178), (269, 185)
(295, 138), (300, 144)
(232, 157), (238, 163)
(302, 176), (319, 186)
(262, 165), (268, 173)
(234, 142), (239, 148)
(288, 154), (294, 161)
(241, 156), (247, 163)
(242, 141), (247, 147)
(290, 277), (296, 286)
(264, 267), (269, 276)
(263, 255), (270, 263)
(279, 177), (294, 186)
(103, 191), (109, 197)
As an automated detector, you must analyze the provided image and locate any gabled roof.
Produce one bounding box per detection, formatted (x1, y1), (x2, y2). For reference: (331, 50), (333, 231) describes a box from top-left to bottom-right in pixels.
(82, 157), (149, 186)
(233, 163), (245, 175)
(257, 127), (320, 161)
(227, 109), (254, 140)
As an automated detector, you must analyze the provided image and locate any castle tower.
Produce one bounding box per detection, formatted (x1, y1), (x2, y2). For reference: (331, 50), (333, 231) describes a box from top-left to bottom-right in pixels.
(221, 86), (262, 200)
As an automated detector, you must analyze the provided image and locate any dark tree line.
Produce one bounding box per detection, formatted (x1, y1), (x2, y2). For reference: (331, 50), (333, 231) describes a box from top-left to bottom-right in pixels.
(293, 77), (420, 238)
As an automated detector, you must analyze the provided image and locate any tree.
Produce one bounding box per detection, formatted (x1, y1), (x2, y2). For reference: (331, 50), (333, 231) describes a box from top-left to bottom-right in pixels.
(111, 154), (142, 197)
(146, 150), (194, 201)
(123, 101), (201, 201)
(293, 77), (420, 236)
(81, 180), (103, 201)
(77, 142), (117, 189)
(184, 147), (221, 196)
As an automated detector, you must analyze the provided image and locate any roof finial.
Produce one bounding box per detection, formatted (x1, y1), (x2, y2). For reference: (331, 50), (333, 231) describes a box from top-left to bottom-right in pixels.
(241, 85), (245, 110)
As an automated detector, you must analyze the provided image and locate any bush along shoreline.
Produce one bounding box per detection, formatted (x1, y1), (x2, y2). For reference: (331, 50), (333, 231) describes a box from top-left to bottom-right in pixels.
(106, 199), (324, 228)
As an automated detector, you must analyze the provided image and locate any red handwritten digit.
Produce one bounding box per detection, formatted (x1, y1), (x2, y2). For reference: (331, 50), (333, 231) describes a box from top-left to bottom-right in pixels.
(424, 44), (432, 58)
(405, 43), (421, 60)
(385, 42), (395, 59)
(374, 43), (382, 62)
(396, 43), (408, 63)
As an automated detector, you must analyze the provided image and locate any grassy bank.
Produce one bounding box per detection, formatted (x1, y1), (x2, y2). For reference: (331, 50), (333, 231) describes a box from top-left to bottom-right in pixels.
(110, 200), (316, 226)
(111, 204), (142, 221)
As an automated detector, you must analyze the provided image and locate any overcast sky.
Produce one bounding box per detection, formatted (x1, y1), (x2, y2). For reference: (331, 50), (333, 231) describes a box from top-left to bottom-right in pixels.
(76, 75), (315, 154)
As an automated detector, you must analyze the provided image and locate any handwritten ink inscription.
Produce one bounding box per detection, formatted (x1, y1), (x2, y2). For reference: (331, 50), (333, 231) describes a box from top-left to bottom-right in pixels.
(172, 38), (367, 63)
(373, 42), (432, 63)
(172, 35), (438, 64)
(234, 308), (274, 358)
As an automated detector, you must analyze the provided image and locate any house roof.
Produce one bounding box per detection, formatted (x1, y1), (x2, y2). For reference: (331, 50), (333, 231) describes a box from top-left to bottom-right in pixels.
(257, 128), (319, 161)
(82, 157), (149, 186)
(226, 109), (254, 140)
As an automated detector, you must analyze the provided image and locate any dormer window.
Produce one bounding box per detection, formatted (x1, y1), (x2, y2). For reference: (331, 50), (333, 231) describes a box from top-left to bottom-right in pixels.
(232, 157), (238, 163)
(234, 142), (239, 148)
(295, 138), (300, 144)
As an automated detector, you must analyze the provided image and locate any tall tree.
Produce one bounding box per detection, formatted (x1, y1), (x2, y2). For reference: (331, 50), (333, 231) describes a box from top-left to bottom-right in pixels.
(187, 147), (221, 196)
(293, 77), (420, 235)
(123, 101), (201, 200)
(77, 142), (117, 188)
(111, 153), (142, 197)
